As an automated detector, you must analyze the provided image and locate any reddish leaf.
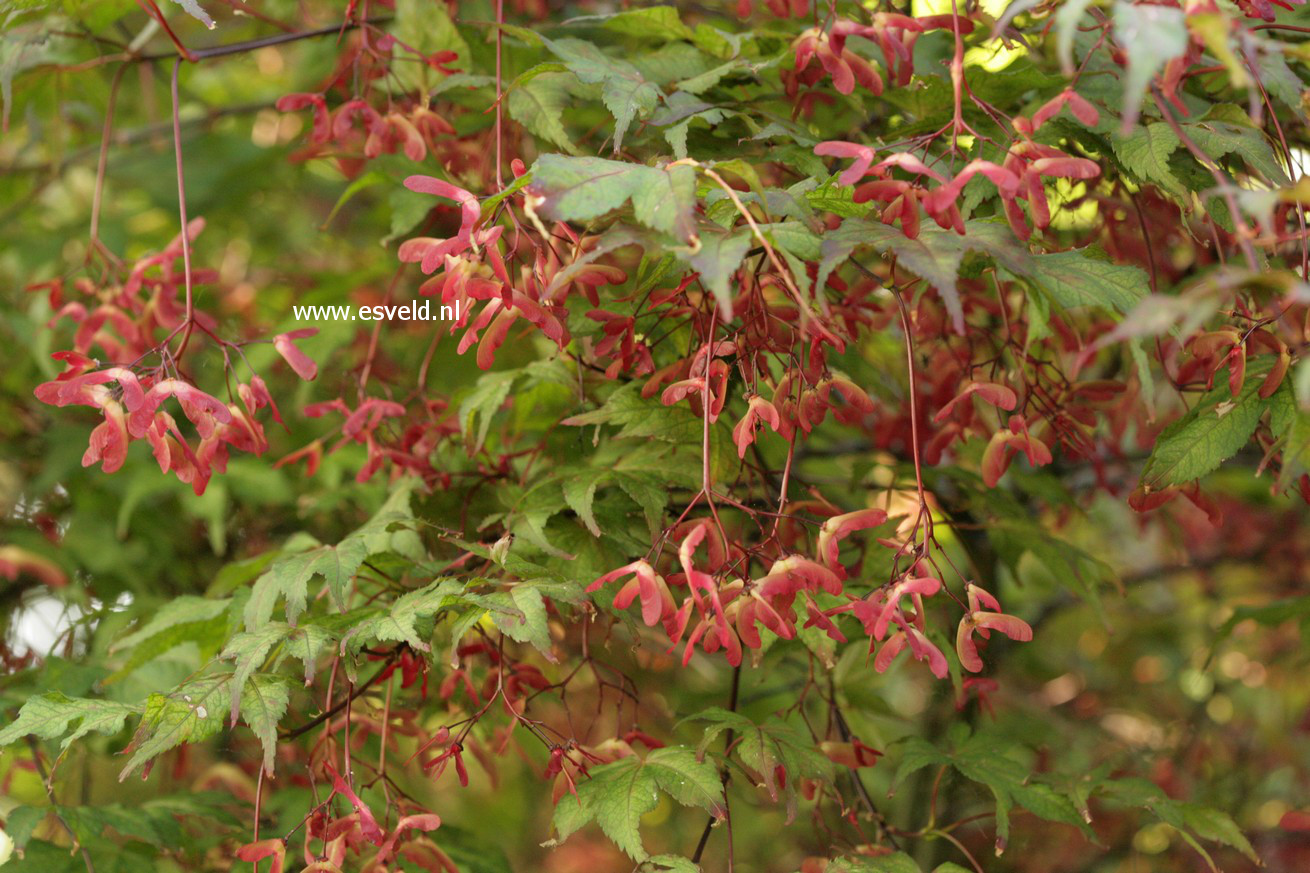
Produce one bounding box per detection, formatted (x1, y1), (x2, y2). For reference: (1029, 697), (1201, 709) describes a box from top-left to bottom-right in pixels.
(933, 381), (1018, 423)
(236, 839), (286, 873)
(814, 141), (876, 185)
(871, 576), (941, 640)
(377, 813), (443, 861)
(326, 765), (385, 845)
(816, 508), (888, 570)
(732, 395), (782, 458)
(273, 330), (319, 381)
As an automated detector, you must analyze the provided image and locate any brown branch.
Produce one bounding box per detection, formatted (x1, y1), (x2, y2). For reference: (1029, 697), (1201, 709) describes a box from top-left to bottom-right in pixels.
(136, 0), (197, 62)
(169, 58), (196, 360)
(494, 0), (505, 190)
(137, 16), (390, 62)
(691, 663), (741, 866)
(88, 63), (129, 249)
(829, 678), (901, 850)
(279, 653), (397, 740)
(1150, 87), (1259, 270)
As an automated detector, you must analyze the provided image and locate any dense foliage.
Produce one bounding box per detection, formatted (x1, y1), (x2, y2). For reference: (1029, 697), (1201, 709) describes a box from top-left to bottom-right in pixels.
(1, 0), (1309, 871)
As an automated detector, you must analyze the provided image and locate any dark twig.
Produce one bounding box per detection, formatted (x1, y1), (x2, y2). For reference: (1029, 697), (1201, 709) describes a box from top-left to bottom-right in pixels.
(279, 653), (398, 740)
(138, 17), (391, 62)
(691, 663), (741, 866)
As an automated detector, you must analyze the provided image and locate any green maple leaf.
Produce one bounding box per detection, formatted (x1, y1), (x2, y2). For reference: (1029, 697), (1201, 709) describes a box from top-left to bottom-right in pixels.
(805, 175), (875, 219)
(560, 384), (737, 484)
(552, 747), (725, 860)
(681, 708), (834, 821)
(1026, 249), (1149, 315)
(818, 218), (1028, 332)
(1140, 361), (1274, 490)
(459, 369), (521, 456)
(609, 468), (672, 536)
(1184, 107), (1290, 186)
(119, 674), (230, 781)
(222, 622), (292, 725)
(220, 621), (332, 725)
(243, 533), (364, 627)
(889, 728), (1095, 851)
(244, 481), (424, 629)
(339, 578), (465, 659)
(531, 155), (697, 243)
(557, 461), (670, 538)
(111, 596), (231, 653)
(560, 467), (609, 536)
(1099, 778), (1258, 868)
(239, 674), (290, 776)
(390, 0), (471, 94)
(9, 796), (235, 853)
(1112, 123), (1184, 197)
(1111, 1), (1187, 128)
(536, 37), (664, 152)
(507, 72), (582, 155)
(1270, 379), (1310, 488)
(107, 595), (233, 682)
(486, 583), (553, 658)
(0, 692), (139, 750)
(686, 222), (749, 314)
(564, 6), (694, 42)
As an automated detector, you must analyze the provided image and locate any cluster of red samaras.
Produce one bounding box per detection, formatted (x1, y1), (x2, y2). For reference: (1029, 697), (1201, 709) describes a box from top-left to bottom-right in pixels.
(271, 28), (502, 185)
(237, 791), (447, 873)
(262, 170), (632, 486)
(272, 27), (463, 169)
(651, 337), (874, 457)
(719, 374), (1052, 494)
(413, 651), (879, 809)
(397, 172), (627, 373)
(30, 222), (317, 495)
(276, 91), (456, 165)
(588, 511), (1032, 677)
(789, 15), (975, 100)
(815, 88), (1100, 244)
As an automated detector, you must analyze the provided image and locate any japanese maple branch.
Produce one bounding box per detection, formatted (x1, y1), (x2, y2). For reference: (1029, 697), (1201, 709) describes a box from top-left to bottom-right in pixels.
(829, 682), (898, 847)
(169, 58), (196, 360)
(1150, 88), (1259, 270)
(698, 165), (808, 313)
(494, 0), (504, 190)
(280, 651), (398, 740)
(852, 253), (933, 555)
(137, 17), (391, 62)
(928, 828), (986, 873)
(88, 63), (129, 257)
(892, 287), (930, 541)
(136, 0), (196, 62)
(691, 662), (741, 866)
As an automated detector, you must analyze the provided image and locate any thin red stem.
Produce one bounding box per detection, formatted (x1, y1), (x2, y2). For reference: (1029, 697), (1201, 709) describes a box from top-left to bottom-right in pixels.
(494, 0), (505, 190)
(170, 59), (197, 361)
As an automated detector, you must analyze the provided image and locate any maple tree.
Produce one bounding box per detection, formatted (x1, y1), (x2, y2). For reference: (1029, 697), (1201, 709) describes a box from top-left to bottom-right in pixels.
(1, 0), (1309, 871)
